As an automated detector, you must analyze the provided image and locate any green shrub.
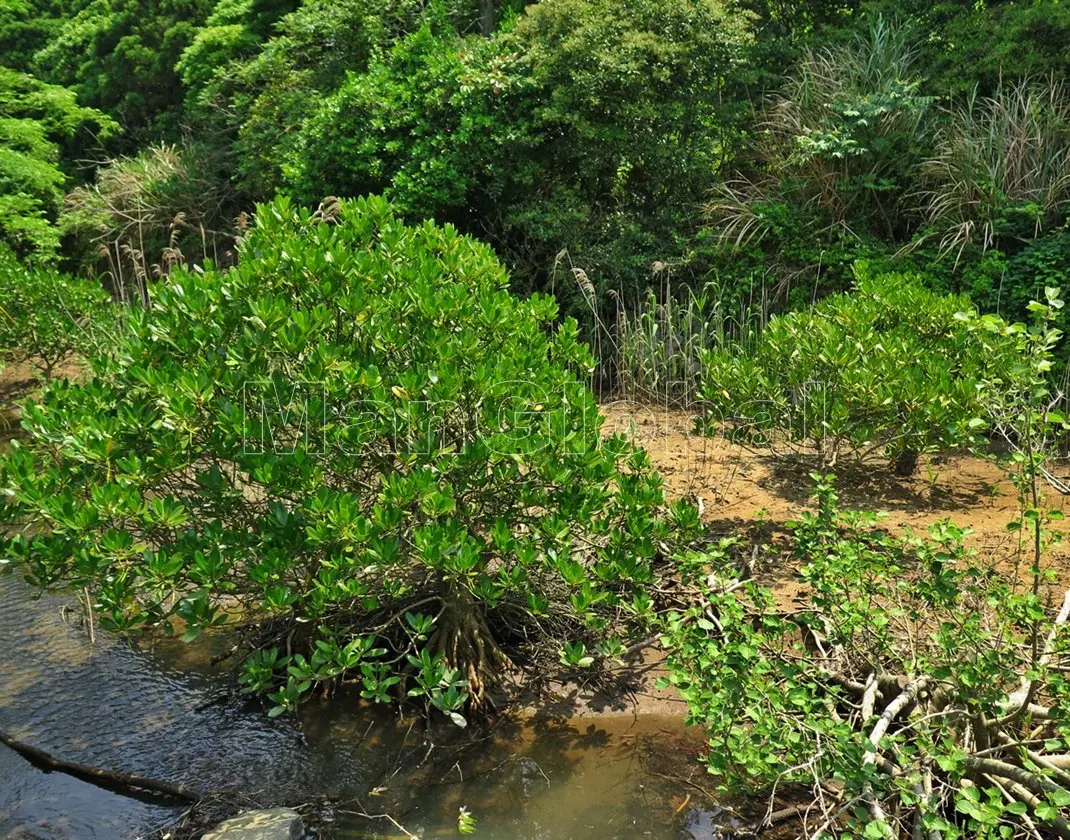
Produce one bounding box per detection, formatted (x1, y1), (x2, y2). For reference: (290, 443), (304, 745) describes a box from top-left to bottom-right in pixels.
(857, 0), (1070, 97)
(202, 0), (458, 199)
(286, 24), (513, 222)
(956, 230), (1070, 340)
(493, 0), (753, 296)
(284, 0), (752, 315)
(176, 0), (298, 98)
(662, 472), (1070, 840)
(697, 263), (1002, 473)
(0, 196), (700, 717)
(32, 0), (213, 140)
(0, 247), (114, 378)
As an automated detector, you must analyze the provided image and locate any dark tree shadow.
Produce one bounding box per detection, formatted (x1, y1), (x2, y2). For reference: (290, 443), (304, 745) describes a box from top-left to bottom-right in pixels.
(756, 452), (996, 514)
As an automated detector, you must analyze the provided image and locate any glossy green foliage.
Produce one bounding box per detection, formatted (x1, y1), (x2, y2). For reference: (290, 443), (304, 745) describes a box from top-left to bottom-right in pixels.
(0, 196), (699, 714)
(0, 246), (114, 376)
(662, 473), (1070, 839)
(0, 66), (116, 257)
(34, 0), (213, 138)
(698, 264), (1000, 471)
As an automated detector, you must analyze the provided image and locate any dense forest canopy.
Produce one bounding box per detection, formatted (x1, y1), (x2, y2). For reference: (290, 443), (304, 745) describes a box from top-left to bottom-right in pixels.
(5, 1), (1070, 838)
(2, 0), (1069, 319)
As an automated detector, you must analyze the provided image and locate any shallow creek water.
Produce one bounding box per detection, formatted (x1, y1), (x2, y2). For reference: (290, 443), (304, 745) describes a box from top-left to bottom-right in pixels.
(0, 575), (729, 839)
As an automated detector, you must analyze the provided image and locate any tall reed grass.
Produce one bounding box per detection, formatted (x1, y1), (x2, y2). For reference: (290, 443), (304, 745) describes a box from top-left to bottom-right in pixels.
(576, 262), (770, 407)
(920, 77), (1070, 258)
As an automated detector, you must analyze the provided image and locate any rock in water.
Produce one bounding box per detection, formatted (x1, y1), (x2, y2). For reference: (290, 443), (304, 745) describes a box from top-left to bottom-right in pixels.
(202, 808), (304, 840)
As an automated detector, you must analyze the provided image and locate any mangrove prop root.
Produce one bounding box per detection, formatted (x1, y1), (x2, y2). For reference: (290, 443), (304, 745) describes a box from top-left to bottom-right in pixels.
(432, 606), (513, 707)
(0, 728), (201, 802)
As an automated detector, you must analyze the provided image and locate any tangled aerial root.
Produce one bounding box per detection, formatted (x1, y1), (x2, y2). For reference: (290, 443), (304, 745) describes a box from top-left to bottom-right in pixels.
(430, 602), (513, 707)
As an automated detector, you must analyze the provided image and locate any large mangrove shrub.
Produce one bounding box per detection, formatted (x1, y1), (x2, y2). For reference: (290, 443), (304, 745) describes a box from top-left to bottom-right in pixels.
(0, 196), (698, 716)
(698, 265), (1002, 474)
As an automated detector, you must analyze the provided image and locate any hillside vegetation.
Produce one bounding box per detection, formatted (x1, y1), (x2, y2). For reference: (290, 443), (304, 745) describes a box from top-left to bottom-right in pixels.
(4, 0), (1070, 837)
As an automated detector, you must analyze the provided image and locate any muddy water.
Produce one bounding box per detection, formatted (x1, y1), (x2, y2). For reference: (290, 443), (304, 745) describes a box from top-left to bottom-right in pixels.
(0, 574), (725, 839)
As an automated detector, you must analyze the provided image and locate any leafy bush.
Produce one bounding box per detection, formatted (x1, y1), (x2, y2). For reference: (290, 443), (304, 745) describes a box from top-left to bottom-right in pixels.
(670, 292), (1070, 839)
(176, 0), (298, 98)
(287, 23), (514, 222)
(0, 66), (116, 258)
(663, 472), (1070, 840)
(858, 0), (1070, 97)
(697, 264), (1001, 474)
(283, 0), (753, 313)
(0, 196), (699, 716)
(198, 0), (460, 199)
(927, 0), (1070, 96)
(952, 231), (1070, 345)
(32, 0), (213, 139)
(494, 0), (753, 293)
(0, 247), (114, 378)
(0, 0), (65, 74)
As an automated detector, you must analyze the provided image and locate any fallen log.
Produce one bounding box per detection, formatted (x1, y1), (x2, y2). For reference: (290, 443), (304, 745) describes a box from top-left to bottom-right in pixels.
(0, 728), (201, 802)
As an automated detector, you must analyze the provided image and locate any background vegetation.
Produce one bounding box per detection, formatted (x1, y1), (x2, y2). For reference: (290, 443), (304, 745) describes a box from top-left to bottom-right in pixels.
(3, 0), (1069, 330)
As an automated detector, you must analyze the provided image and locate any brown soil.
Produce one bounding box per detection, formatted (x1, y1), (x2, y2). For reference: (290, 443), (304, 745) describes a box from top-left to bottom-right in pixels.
(0, 361), (36, 445)
(592, 400), (1070, 719)
(601, 399), (1070, 569)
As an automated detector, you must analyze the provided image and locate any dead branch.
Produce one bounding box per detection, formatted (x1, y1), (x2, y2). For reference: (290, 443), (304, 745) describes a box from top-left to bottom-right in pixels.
(0, 729), (201, 802)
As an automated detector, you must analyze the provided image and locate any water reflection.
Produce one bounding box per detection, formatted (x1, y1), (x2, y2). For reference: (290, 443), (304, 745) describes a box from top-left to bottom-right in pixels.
(0, 574), (724, 839)
(0, 574), (330, 838)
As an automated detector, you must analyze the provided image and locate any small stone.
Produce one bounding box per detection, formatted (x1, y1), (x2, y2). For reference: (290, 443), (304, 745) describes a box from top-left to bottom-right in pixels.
(202, 808), (303, 840)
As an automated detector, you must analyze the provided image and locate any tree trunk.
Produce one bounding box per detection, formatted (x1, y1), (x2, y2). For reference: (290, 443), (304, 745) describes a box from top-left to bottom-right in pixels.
(893, 449), (919, 476)
(480, 0), (495, 36)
